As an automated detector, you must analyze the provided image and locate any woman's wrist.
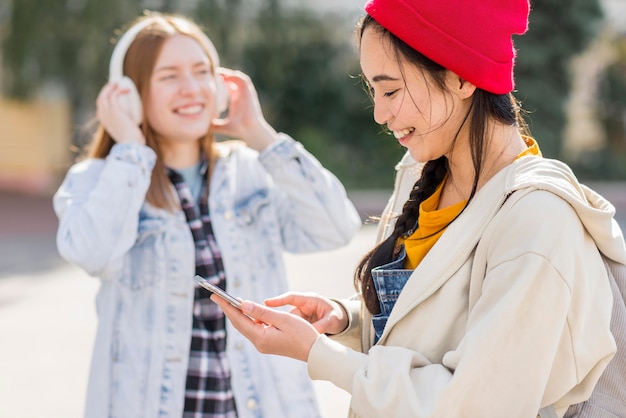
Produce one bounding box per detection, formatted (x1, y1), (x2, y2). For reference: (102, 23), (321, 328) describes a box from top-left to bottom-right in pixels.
(245, 120), (279, 152)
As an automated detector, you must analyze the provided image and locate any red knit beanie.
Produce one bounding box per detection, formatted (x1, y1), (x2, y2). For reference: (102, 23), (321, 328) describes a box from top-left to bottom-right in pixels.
(364, 0), (530, 94)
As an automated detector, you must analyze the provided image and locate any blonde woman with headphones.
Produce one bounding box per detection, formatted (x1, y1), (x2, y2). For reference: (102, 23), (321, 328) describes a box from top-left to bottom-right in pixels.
(53, 12), (361, 418)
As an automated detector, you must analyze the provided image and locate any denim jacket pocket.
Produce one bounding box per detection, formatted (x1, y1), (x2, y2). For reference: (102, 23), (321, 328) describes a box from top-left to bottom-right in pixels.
(119, 219), (166, 290)
(233, 190), (282, 271)
(234, 189), (272, 227)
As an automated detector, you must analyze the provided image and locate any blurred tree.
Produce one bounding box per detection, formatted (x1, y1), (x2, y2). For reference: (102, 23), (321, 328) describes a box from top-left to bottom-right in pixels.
(193, 0), (243, 65)
(599, 39), (626, 154)
(2, 0), (145, 145)
(575, 34), (626, 180)
(238, 0), (404, 188)
(514, 0), (603, 159)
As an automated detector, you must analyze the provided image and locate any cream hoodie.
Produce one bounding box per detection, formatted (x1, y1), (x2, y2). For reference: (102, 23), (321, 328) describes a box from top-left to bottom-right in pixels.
(307, 154), (626, 418)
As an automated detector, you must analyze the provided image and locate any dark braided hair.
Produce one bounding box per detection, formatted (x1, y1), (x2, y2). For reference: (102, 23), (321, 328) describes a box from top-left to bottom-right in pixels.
(354, 15), (529, 314)
(355, 157), (448, 313)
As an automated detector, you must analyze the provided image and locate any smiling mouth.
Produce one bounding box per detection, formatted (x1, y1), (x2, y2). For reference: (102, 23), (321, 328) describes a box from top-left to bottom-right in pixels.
(176, 104), (204, 115)
(393, 128), (415, 140)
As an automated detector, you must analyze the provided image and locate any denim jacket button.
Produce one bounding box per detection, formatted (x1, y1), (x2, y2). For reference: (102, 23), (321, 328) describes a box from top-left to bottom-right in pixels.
(224, 211), (233, 220)
(235, 341), (244, 351)
(246, 398), (258, 410)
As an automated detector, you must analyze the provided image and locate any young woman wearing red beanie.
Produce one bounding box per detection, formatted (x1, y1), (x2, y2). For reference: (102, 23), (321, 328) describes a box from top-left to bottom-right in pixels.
(213, 0), (626, 417)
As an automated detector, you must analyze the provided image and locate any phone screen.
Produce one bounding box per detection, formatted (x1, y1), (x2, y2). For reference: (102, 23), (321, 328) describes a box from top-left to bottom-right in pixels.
(194, 275), (242, 309)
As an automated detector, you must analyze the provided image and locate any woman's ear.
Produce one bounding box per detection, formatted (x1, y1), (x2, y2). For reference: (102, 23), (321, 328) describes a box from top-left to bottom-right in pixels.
(457, 77), (477, 99)
(447, 72), (476, 100)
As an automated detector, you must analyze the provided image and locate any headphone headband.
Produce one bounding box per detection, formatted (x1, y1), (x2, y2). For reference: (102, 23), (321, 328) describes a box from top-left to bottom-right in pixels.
(107, 14), (229, 118)
(108, 15), (222, 81)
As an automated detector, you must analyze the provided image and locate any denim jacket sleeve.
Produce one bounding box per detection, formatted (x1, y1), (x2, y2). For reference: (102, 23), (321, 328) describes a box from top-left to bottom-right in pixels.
(53, 143), (156, 277)
(258, 134), (361, 252)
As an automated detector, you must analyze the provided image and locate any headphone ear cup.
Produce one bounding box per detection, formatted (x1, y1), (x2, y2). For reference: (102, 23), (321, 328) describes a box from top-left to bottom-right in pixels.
(116, 76), (143, 125)
(214, 69), (229, 116)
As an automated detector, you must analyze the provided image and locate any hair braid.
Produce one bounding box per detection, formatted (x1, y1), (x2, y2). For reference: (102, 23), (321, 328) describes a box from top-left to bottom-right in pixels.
(355, 156), (448, 314)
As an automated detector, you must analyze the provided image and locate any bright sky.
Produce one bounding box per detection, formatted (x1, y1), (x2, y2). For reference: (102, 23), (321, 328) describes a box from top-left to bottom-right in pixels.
(602, 0), (626, 28)
(286, 0), (364, 15)
(291, 0), (626, 31)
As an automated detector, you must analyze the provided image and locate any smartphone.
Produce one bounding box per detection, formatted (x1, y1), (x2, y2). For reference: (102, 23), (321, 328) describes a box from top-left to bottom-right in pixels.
(194, 275), (242, 309)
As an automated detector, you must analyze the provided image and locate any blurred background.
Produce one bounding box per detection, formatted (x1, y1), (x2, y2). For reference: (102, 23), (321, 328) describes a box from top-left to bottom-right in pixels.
(0, 0), (625, 194)
(0, 0), (625, 417)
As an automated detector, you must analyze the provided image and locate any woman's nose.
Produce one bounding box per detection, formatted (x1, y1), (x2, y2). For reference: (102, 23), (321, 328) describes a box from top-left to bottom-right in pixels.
(372, 98), (390, 126)
(179, 73), (202, 94)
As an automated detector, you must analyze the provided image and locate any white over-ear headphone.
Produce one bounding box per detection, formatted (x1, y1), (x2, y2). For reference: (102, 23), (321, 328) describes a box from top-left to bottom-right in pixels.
(108, 15), (229, 125)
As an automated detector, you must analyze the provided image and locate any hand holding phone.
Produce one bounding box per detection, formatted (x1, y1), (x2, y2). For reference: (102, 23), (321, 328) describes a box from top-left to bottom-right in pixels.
(194, 275), (242, 309)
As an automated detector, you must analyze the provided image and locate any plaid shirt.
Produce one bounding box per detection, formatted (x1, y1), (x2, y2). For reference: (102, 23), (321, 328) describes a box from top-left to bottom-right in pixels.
(168, 162), (238, 418)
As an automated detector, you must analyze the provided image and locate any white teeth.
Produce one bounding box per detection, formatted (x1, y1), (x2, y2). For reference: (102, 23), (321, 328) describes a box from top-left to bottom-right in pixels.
(393, 128), (414, 139)
(177, 105), (203, 115)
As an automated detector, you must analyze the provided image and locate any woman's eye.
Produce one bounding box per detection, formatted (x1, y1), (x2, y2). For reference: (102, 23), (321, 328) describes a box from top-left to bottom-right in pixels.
(384, 89), (399, 98)
(193, 64), (211, 76)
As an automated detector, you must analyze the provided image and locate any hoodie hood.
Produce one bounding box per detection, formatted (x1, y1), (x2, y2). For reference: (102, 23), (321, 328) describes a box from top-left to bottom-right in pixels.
(505, 156), (626, 265)
(394, 150), (419, 171)
(386, 152), (626, 264)
(383, 153), (626, 265)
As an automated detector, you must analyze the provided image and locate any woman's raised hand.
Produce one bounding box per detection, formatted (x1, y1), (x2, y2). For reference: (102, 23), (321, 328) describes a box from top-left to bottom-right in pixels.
(95, 81), (145, 145)
(210, 69), (279, 152)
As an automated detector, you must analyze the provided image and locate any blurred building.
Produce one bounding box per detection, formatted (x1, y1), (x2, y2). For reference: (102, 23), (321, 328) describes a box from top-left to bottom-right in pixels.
(0, 90), (72, 195)
(563, 0), (626, 159)
(0, 97), (71, 195)
(0, 1), (73, 196)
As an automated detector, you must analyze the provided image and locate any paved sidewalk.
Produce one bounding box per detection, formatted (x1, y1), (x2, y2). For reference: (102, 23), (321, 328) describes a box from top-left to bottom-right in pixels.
(0, 264), (99, 418)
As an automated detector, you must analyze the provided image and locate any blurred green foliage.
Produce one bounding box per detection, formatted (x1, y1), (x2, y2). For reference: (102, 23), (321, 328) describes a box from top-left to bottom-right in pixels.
(2, 0), (622, 188)
(235, 1), (403, 188)
(573, 33), (626, 180)
(514, 0), (603, 158)
(1, 0), (144, 116)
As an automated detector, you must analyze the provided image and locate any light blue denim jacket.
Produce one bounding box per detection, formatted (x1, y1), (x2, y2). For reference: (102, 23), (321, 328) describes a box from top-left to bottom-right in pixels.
(54, 135), (361, 418)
